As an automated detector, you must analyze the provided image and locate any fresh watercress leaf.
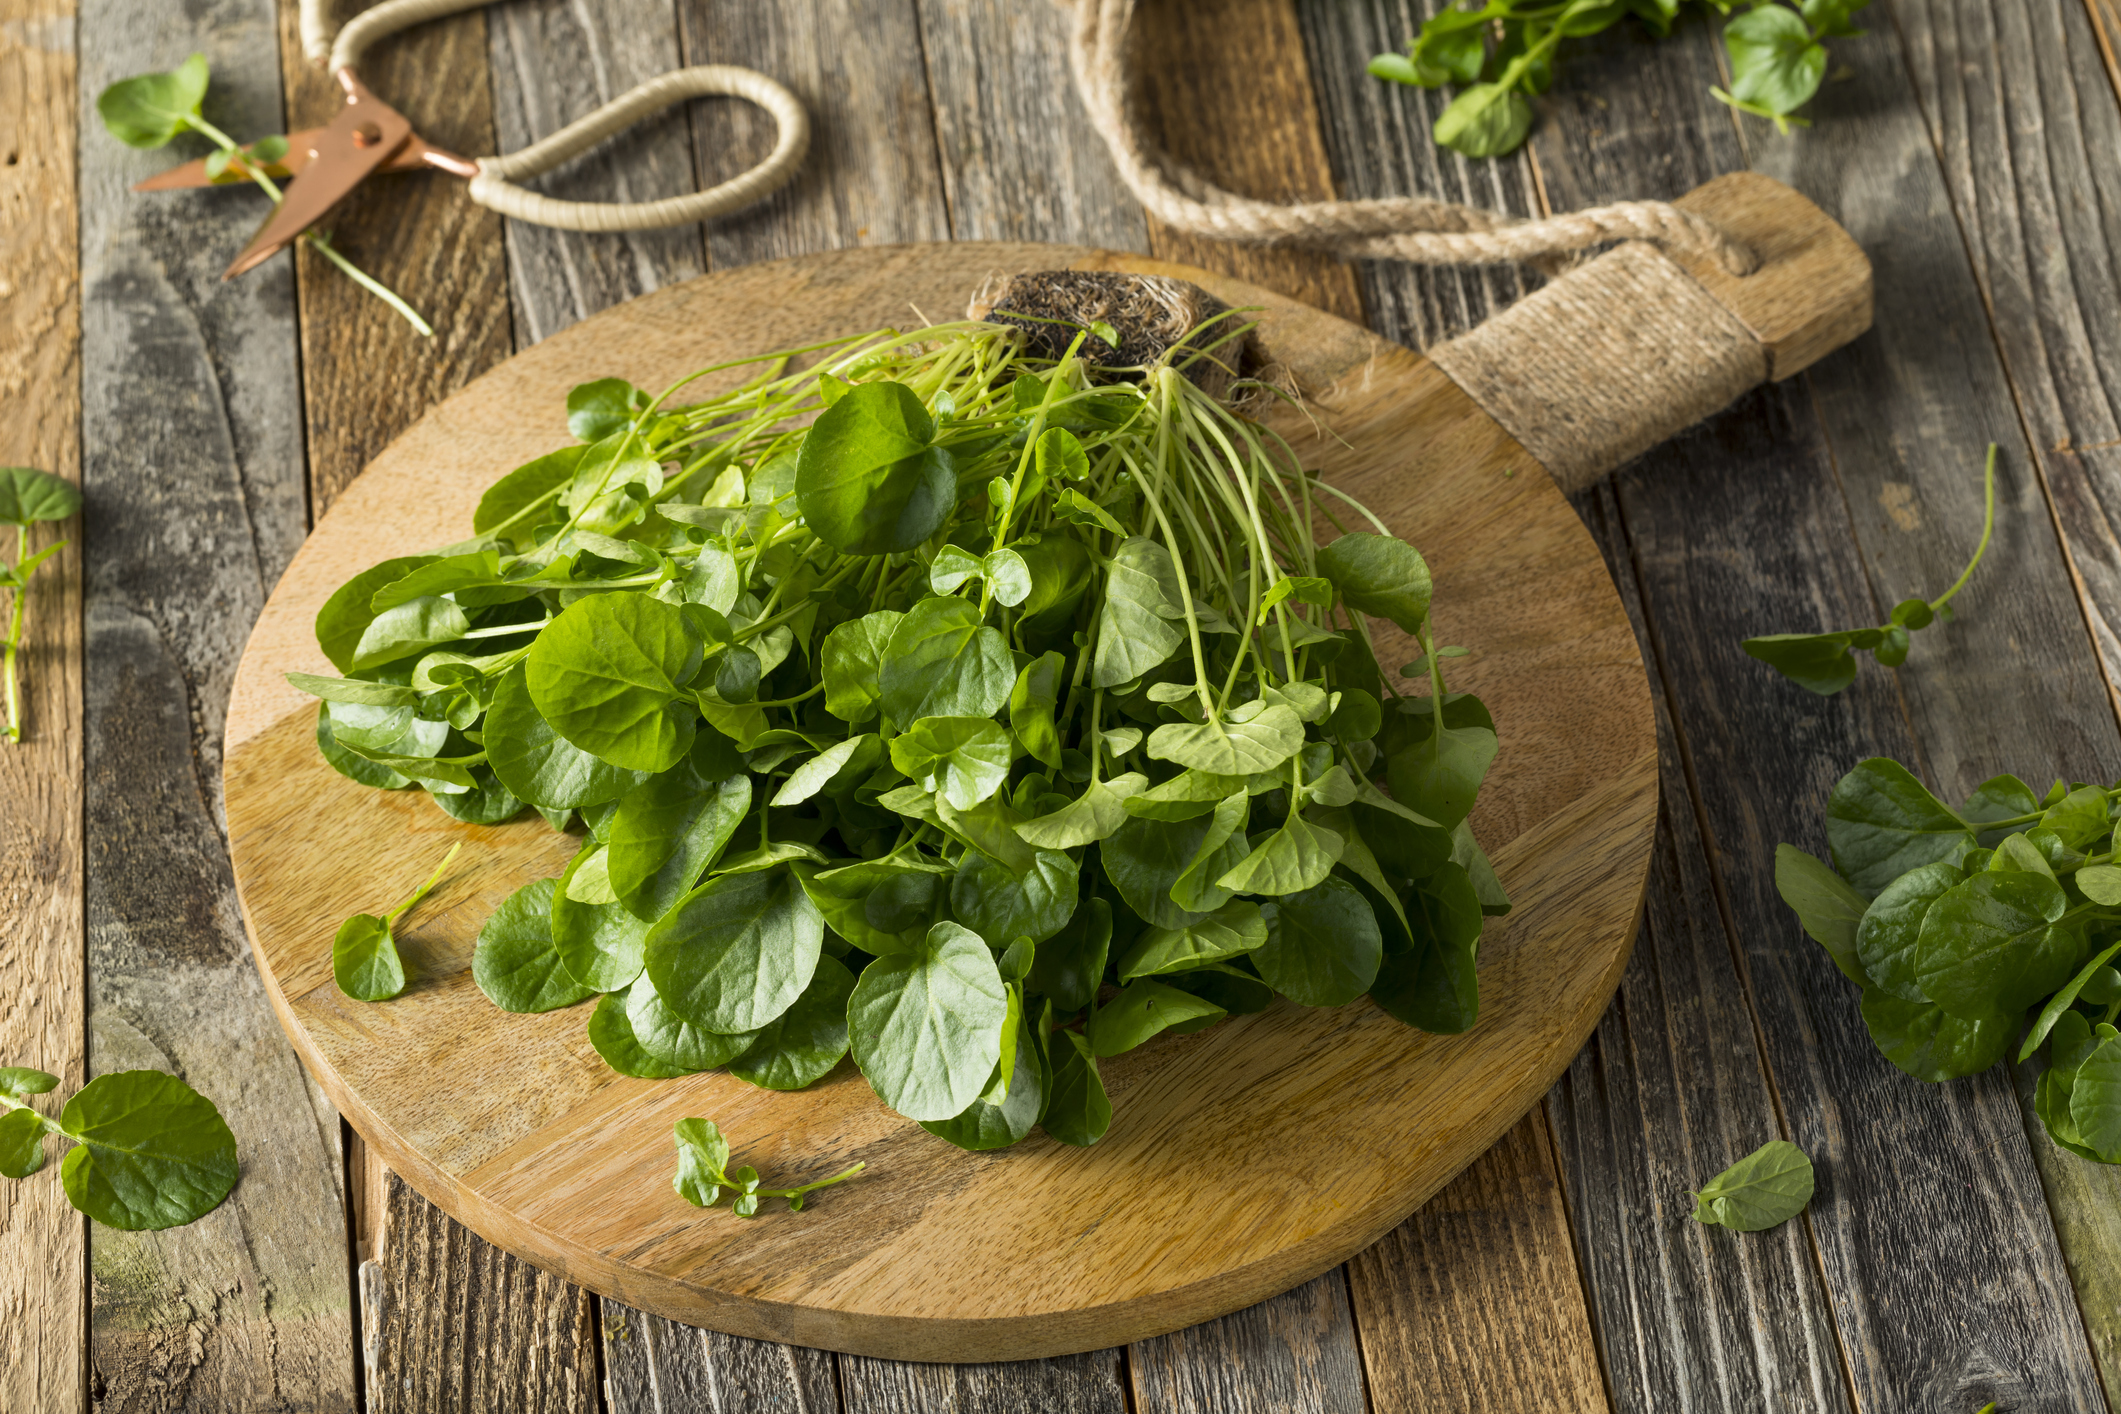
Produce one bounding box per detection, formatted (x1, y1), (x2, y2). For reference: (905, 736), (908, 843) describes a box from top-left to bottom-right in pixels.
(626, 979), (758, 1071)
(921, 1001), (1045, 1151)
(608, 758), (751, 923)
(670, 1116), (864, 1216)
(552, 844), (652, 991)
(1690, 1139), (1815, 1233)
(333, 842), (460, 1002)
(1009, 651), (1066, 771)
(96, 52), (209, 148)
(1216, 810), (1344, 898)
(1030, 896), (1112, 1013)
(796, 381), (956, 555)
(1859, 987), (2013, 1082)
(1911, 870), (2073, 1018)
(2021, 941), (2121, 1062)
(644, 867), (824, 1033)
(1853, 860), (1961, 1003)
(848, 921), (1008, 1121)
(1369, 862), (1482, 1031)
(2070, 1036), (2121, 1161)
(484, 664), (651, 809)
(821, 610), (902, 724)
(1774, 843), (1875, 984)
(1085, 979), (1225, 1057)
(1826, 758), (1975, 897)
(1432, 83), (1534, 158)
(0, 466), (82, 525)
(730, 955), (855, 1091)
(526, 591), (699, 772)
(952, 847), (1079, 948)
(1092, 538), (1186, 687)
(878, 596), (1014, 724)
(1040, 1027), (1112, 1147)
(1317, 532), (1432, 634)
(589, 986), (698, 1079)
(1147, 704), (1305, 776)
(1117, 899), (1267, 982)
(1015, 774), (1148, 849)
(473, 878), (598, 1014)
(1253, 875), (1384, 1009)
(889, 716), (1013, 810)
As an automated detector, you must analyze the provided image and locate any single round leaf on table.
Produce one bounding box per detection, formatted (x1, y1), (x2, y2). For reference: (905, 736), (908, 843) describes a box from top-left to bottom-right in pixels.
(644, 868), (824, 1033)
(0, 1107), (46, 1178)
(671, 1116), (730, 1208)
(1826, 759), (1975, 897)
(474, 879), (598, 1014)
(589, 987), (700, 1079)
(0, 466), (82, 524)
(848, 922), (1007, 1121)
(486, 665), (649, 809)
(1369, 863), (1481, 1032)
(921, 1003), (1045, 1151)
(525, 591), (700, 772)
(1690, 1139), (1814, 1232)
(1084, 979), (1224, 1057)
(1773, 844), (1873, 987)
(626, 977), (758, 1071)
(878, 597), (1014, 725)
(552, 845), (651, 992)
(731, 955), (856, 1091)
(1911, 870), (2073, 1017)
(1859, 988), (2013, 1082)
(1316, 531), (1432, 634)
(1255, 875), (1384, 1009)
(2071, 1035), (2121, 1162)
(57, 1070), (238, 1231)
(795, 381), (957, 555)
(889, 716), (1013, 810)
(609, 767), (751, 923)
(332, 914), (406, 1002)
(951, 847), (1079, 948)
(1853, 861), (1962, 1003)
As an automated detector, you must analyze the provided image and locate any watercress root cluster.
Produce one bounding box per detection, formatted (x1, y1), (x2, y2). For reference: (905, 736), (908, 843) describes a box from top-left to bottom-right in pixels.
(294, 302), (1509, 1163)
(1371, 0), (1871, 158)
(1778, 758), (2121, 1162)
(0, 1066), (238, 1229)
(0, 467), (78, 744)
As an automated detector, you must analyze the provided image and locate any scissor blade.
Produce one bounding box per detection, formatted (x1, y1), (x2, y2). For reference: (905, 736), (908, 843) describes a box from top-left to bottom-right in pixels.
(222, 76), (414, 279)
(136, 127), (436, 191)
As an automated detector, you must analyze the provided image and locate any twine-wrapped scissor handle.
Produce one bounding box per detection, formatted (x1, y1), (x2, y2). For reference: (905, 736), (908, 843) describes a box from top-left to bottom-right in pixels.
(304, 0), (809, 234)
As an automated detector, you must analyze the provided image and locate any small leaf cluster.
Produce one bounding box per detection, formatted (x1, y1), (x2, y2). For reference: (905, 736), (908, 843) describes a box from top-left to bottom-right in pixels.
(1744, 445), (1995, 696)
(1, 467), (79, 745)
(1689, 1139), (1814, 1231)
(296, 313), (1510, 1157)
(96, 54), (431, 336)
(0, 1066), (238, 1230)
(671, 1117), (863, 1217)
(1778, 758), (2121, 1162)
(1369, 0), (1869, 159)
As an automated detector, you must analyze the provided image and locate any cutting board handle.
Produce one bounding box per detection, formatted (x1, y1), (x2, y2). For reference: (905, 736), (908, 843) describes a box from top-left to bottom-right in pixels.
(1427, 172), (1871, 494)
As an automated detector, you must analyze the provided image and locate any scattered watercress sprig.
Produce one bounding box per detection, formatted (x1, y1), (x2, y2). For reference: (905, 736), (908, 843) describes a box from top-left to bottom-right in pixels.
(0, 1066), (238, 1229)
(0, 467), (78, 745)
(1371, 0), (1870, 158)
(97, 54), (433, 337)
(1690, 1138), (1814, 1231)
(1779, 758), (2121, 1162)
(1743, 445), (1996, 696)
(333, 842), (462, 1002)
(671, 1117), (864, 1216)
(296, 302), (1507, 1155)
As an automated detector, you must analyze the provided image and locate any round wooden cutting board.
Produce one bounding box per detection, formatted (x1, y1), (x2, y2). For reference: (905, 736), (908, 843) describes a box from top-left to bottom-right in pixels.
(223, 243), (1657, 1363)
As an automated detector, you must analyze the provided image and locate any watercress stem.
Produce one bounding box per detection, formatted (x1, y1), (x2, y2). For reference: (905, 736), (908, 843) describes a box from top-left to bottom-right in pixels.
(1927, 443), (1998, 613)
(384, 842), (461, 927)
(3, 523), (24, 743)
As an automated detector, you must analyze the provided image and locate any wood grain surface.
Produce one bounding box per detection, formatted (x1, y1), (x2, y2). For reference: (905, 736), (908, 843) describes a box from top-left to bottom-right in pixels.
(220, 241), (1656, 1361)
(0, 4), (83, 1410)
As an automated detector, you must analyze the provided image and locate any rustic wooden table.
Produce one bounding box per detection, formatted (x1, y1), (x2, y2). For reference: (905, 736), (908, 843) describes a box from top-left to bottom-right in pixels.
(6, 0), (2121, 1410)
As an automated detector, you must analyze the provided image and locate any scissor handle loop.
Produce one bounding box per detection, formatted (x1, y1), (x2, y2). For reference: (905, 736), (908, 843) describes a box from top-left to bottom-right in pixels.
(467, 66), (810, 233)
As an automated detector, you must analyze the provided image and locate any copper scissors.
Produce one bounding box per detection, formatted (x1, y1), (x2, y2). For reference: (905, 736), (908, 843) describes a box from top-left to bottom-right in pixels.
(139, 0), (810, 279)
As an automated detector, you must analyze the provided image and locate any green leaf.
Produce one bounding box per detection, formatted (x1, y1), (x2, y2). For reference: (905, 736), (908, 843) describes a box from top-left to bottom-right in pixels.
(589, 985), (698, 1079)
(795, 381), (957, 555)
(952, 847), (1079, 947)
(332, 914), (405, 1002)
(0, 1067), (58, 1099)
(1015, 773), (1148, 849)
(484, 664), (650, 810)
(318, 706), (413, 789)
(821, 610), (902, 724)
(1912, 870), (2073, 1017)
(0, 467), (81, 525)
(2069, 1036), (2121, 1161)
(567, 378), (649, 442)
(2021, 941), (2121, 1062)
(285, 672), (422, 708)
(1054, 487), (1126, 537)
(626, 979), (758, 1071)
(551, 844), (651, 992)
(1432, 83), (1534, 158)
(1740, 631), (1871, 696)
(1085, 979), (1224, 1057)
(96, 53), (209, 148)
(1723, 4), (1827, 117)
(608, 759), (750, 923)
(889, 716), (1013, 810)
(672, 1117), (730, 1208)
(1029, 896), (1112, 1014)
(1690, 1139), (1814, 1232)
(1369, 863), (1482, 1031)
(1009, 651), (1066, 771)
(1169, 792), (1254, 914)
(1117, 899), (1267, 982)
(1859, 988), (2013, 1082)
(1216, 811), (1345, 898)
(1042, 1027), (1112, 1146)
(1316, 532), (1432, 633)
(368, 550), (504, 614)
(350, 596), (473, 673)
(1146, 704), (1305, 776)
(2040, 785), (2110, 850)
(771, 735), (877, 807)
(2076, 864), (2121, 906)
(929, 544), (985, 595)
(474, 444), (586, 543)
(1852, 860), (1961, 1002)
(0, 1107), (45, 1179)
(1826, 759), (1975, 897)
(921, 1001), (1045, 1152)
(1102, 812), (1226, 929)
(473, 879), (598, 1014)
(730, 955), (856, 1091)
(1092, 538), (1187, 688)
(878, 596), (1015, 725)
(2038, 1062), (2104, 1161)
(525, 591), (699, 772)
(57, 1070), (238, 1231)
(848, 922), (1008, 1121)
(1035, 426), (1090, 483)
(1962, 773), (2039, 835)
(644, 868), (824, 1033)
(316, 557), (435, 673)
(1383, 712), (1497, 831)
(1254, 875), (1383, 1008)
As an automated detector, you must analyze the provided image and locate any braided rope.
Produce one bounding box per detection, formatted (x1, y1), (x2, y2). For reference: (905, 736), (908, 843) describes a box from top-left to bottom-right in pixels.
(1061, 0), (1758, 276)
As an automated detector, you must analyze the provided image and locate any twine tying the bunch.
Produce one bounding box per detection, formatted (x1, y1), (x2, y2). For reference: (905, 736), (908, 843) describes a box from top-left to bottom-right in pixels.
(1058, 0), (1759, 278)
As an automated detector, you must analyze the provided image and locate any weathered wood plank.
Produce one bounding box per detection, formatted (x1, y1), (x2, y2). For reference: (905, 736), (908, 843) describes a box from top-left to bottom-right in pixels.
(77, 1), (354, 1408)
(1129, 1274), (1365, 1414)
(602, 1310), (837, 1414)
(1128, 0), (1365, 322)
(1893, 0), (2121, 1396)
(370, 1173), (598, 1414)
(838, 1351), (1128, 1413)
(275, 0), (513, 512)
(678, 0), (951, 269)
(485, 0), (705, 346)
(0, 3), (84, 1410)
(1529, 10), (2113, 1408)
